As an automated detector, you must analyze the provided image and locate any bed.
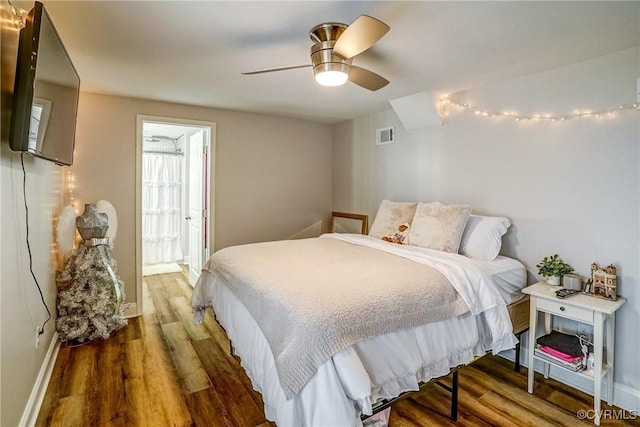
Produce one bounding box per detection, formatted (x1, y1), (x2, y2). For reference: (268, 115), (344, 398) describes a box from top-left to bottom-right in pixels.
(192, 201), (528, 426)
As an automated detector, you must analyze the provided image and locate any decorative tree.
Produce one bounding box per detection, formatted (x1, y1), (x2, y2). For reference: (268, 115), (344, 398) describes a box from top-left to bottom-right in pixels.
(56, 203), (127, 343)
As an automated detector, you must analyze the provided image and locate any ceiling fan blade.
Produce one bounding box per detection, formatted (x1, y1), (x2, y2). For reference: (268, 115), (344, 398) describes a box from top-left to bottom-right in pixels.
(242, 64), (312, 75)
(332, 15), (390, 59)
(349, 66), (389, 91)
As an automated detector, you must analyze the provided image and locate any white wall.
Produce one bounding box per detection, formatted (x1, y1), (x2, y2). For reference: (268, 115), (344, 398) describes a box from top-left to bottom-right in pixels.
(333, 48), (639, 409)
(1, 3), (63, 424)
(73, 92), (333, 310)
(0, 148), (62, 427)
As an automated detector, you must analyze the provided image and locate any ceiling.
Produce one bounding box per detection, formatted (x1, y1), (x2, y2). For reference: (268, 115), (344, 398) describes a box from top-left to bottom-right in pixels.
(24, 1), (640, 124)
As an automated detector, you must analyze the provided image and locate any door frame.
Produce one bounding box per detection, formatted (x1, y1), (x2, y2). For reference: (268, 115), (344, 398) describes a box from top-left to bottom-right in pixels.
(135, 114), (216, 317)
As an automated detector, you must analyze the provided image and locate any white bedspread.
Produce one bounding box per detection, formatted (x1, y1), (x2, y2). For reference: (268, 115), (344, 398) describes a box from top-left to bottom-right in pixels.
(324, 234), (509, 316)
(192, 234), (518, 426)
(198, 234), (468, 398)
(324, 234), (516, 351)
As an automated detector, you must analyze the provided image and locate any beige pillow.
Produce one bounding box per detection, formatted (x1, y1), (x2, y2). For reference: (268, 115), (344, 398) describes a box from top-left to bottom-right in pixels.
(408, 202), (472, 252)
(369, 200), (418, 239)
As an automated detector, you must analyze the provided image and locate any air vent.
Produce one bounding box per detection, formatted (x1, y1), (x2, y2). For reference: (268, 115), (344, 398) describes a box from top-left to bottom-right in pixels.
(376, 126), (394, 145)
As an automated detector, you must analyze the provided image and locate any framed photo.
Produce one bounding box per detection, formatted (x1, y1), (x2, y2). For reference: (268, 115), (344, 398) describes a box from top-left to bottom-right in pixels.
(330, 211), (369, 235)
(583, 262), (618, 301)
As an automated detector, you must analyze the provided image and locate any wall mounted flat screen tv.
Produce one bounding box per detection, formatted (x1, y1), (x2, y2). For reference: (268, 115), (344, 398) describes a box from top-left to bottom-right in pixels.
(9, 1), (80, 166)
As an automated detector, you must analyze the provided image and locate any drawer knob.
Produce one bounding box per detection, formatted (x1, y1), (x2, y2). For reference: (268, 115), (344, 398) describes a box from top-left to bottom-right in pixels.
(560, 306), (566, 311)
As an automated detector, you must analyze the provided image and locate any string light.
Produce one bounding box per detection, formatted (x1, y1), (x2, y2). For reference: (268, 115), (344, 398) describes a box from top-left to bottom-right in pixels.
(440, 96), (638, 124)
(64, 168), (78, 211)
(6, 0), (27, 30)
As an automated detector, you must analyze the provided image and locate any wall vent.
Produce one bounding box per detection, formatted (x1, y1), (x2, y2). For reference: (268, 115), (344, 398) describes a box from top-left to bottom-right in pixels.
(376, 126), (394, 145)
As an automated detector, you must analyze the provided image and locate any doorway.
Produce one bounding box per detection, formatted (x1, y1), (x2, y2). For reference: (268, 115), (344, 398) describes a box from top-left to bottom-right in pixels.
(136, 115), (215, 316)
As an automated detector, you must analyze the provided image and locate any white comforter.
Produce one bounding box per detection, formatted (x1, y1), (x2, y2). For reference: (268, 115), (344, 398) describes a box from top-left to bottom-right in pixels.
(192, 234), (518, 426)
(198, 234), (469, 399)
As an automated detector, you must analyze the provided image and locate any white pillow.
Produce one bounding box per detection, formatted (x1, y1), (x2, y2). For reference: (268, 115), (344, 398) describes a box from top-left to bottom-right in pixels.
(369, 200), (417, 240)
(459, 214), (511, 261)
(408, 202), (471, 253)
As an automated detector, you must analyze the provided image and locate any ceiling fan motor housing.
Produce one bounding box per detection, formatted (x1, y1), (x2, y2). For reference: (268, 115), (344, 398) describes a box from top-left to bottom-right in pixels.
(309, 23), (352, 79)
(309, 22), (347, 43)
(310, 40), (352, 76)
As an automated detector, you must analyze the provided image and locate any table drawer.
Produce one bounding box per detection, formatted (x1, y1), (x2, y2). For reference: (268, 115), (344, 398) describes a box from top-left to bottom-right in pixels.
(536, 298), (593, 323)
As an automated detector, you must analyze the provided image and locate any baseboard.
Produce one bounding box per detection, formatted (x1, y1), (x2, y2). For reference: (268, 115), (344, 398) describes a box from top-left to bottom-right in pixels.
(19, 332), (60, 427)
(613, 383), (640, 414)
(123, 302), (138, 318)
(499, 349), (640, 413)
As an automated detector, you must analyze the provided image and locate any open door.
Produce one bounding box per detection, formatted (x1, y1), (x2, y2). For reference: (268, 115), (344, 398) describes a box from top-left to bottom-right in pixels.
(136, 115), (215, 316)
(188, 130), (209, 286)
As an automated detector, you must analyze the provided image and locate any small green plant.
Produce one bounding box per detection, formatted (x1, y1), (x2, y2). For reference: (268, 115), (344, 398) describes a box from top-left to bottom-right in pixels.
(536, 254), (574, 278)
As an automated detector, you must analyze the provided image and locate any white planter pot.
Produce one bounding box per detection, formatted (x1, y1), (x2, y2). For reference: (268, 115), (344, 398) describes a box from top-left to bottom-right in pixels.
(546, 276), (561, 286)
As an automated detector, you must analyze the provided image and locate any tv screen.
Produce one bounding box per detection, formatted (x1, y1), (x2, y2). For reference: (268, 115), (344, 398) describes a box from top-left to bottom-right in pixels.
(9, 1), (80, 166)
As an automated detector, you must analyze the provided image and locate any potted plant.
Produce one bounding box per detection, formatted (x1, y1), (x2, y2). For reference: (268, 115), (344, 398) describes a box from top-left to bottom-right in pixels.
(536, 254), (574, 286)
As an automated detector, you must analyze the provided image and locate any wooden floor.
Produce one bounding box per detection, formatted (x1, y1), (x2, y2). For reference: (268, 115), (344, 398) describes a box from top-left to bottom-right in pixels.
(37, 270), (639, 427)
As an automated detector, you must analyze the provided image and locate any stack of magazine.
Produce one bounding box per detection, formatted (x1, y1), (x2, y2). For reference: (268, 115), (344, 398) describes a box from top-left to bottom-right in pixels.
(535, 331), (586, 372)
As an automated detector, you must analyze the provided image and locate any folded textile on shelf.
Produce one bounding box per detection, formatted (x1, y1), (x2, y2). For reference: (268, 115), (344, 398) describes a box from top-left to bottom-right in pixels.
(539, 345), (583, 363)
(536, 330), (584, 357)
(534, 347), (584, 371)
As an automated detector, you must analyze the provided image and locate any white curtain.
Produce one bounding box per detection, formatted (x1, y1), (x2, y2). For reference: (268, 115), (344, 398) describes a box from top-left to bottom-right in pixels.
(142, 153), (184, 264)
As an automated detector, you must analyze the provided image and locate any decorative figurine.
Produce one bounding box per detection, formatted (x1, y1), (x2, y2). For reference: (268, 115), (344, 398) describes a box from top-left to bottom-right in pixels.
(584, 262), (617, 301)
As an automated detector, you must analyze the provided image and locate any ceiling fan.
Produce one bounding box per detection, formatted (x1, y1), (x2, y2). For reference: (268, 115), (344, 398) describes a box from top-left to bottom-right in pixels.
(242, 15), (390, 91)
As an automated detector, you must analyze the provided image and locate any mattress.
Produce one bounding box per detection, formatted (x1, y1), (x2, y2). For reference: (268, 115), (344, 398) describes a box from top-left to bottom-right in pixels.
(192, 235), (525, 426)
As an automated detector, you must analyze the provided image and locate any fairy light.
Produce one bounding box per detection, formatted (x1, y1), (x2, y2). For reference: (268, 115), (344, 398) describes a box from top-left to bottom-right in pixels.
(6, 0), (27, 30)
(64, 168), (78, 210)
(440, 96), (638, 123)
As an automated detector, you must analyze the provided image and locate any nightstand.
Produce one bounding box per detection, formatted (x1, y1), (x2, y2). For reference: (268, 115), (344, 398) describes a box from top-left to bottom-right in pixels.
(522, 281), (626, 426)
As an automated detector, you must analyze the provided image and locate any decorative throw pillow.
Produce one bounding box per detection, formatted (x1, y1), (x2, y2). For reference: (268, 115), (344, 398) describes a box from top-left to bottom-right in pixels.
(381, 223), (410, 245)
(459, 214), (511, 261)
(369, 200), (418, 239)
(407, 202), (472, 253)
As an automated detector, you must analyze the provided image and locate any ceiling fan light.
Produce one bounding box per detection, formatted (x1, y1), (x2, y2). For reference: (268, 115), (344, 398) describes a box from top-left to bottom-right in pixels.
(313, 61), (350, 87)
(315, 70), (349, 86)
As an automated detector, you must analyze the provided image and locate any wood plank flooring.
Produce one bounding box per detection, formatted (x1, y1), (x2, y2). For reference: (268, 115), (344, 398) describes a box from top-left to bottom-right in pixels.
(37, 270), (639, 426)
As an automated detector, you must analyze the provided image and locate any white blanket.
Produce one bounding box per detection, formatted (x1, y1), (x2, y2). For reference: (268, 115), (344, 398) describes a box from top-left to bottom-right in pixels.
(196, 235), (468, 398)
(193, 234), (515, 400)
(327, 234), (512, 316)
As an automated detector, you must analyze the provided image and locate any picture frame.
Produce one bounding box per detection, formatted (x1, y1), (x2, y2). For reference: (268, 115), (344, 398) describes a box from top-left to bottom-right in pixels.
(330, 211), (369, 235)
